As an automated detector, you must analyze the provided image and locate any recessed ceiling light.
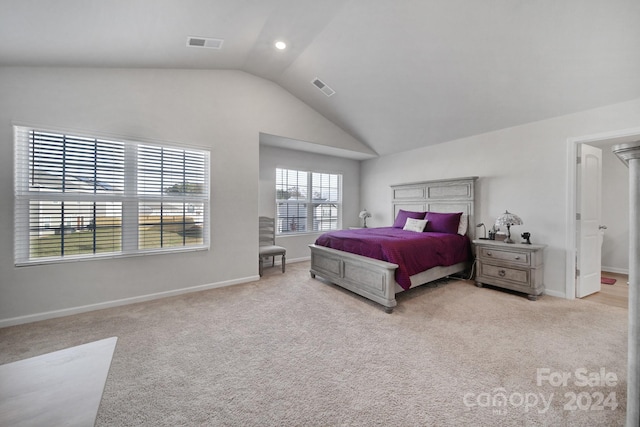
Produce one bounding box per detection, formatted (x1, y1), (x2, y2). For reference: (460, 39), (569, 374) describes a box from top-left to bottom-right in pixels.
(274, 41), (287, 50)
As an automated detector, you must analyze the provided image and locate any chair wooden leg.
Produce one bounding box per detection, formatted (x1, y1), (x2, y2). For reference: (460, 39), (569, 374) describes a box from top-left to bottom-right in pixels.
(259, 257), (263, 277)
(281, 255), (286, 273)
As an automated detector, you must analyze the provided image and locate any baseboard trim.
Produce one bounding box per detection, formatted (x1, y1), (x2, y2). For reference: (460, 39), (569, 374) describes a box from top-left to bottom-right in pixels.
(0, 275), (260, 328)
(289, 256), (311, 263)
(602, 266), (629, 275)
(267, 256), (310, 266)
(543, 289), (565, 299)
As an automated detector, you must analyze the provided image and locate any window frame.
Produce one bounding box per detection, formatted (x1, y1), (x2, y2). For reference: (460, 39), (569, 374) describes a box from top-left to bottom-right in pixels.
(275, 167), (342, 235)
(14, 125), (210, 266)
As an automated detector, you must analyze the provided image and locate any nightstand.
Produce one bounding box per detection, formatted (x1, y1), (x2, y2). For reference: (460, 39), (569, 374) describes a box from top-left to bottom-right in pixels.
(473, 239), (546, 301)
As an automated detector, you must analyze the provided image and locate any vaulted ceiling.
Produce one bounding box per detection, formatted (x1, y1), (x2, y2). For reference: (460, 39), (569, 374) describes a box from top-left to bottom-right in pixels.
(1, 0), (639, 157)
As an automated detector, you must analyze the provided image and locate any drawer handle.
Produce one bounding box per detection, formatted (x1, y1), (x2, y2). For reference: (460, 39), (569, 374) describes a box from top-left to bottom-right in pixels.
(487, 252), (492, 256)
(498, 270), (506, 277)
(514, 256), (521, 260)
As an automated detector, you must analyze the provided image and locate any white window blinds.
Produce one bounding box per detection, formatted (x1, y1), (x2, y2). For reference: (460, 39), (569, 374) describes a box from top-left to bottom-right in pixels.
(275, 168), (341, 234)
(14, 126), (210, 265)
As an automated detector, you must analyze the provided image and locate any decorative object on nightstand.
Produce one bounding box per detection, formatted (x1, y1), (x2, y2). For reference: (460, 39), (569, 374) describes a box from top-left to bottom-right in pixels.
(476, 223), (488, 239)
(359, 209), (371, 228)
(495, 210), (523, 244)
(521, 232), (531, 244)
(473, 239), (545, 301)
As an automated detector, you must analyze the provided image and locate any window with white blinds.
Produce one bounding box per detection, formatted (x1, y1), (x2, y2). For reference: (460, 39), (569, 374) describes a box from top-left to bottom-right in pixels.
(14, 126), (210, 265)
(275, 168), (341, 234)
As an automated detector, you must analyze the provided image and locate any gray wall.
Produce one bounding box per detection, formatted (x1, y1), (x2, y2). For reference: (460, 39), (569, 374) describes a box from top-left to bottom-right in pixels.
(360, 98), (640, 298)
(2, 66), (637, 323)
(259, 145), (361, 262)
(0, 67), (367, 325)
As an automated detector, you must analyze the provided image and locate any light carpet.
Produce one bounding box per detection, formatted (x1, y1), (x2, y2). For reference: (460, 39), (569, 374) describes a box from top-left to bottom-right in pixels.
(0, 262), (627, 426)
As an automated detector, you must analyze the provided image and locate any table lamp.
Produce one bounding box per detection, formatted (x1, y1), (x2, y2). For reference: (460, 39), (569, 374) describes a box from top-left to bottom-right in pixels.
(359, 209), (371, 228)
(495, 210), (523, 244)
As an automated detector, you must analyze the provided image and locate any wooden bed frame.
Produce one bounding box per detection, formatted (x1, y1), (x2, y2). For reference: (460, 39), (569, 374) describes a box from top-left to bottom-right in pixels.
(309, 176), (478, 313)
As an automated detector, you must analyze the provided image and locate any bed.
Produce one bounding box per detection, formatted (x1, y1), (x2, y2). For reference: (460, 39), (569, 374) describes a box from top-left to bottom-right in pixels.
(309, 176), (478, 312)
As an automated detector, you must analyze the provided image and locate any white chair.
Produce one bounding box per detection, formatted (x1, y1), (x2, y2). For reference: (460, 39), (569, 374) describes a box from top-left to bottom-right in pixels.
(259, 217), (286, 277)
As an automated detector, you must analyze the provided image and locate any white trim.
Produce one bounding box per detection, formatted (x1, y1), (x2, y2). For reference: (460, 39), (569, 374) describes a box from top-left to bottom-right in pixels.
(289, 256), (311, 263)
(566, 126), (640, 300)
(15, 245), (209, 267)
(543, 289), (565, 299)
(0, 275), (259, 328)
(275, 167), (343, 235)
(602, 266), (630, 275)
(13, 125), (211, 265)
(267, 256), (310, 266)
(275, 232), (325, 239)
(11, 121), (212, 152)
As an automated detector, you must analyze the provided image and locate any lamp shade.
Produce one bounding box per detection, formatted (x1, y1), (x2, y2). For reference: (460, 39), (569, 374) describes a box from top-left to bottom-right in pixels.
(495, 210), (523, 228)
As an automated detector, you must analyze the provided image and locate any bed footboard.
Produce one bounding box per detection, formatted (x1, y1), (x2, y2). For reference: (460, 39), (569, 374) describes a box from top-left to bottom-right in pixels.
(309, 244), (399, 312)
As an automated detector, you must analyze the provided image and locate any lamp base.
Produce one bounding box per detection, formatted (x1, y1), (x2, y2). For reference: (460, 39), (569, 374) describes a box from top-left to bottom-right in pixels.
(503, 225), (514, 243)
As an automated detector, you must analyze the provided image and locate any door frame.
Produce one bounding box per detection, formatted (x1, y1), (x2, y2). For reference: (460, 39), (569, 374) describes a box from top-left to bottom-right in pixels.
(565, 126), (640, 299)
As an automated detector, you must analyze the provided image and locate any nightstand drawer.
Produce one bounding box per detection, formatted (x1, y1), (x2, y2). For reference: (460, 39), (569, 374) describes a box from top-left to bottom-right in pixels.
(479, 263), (529, 286)
(478, 247), (530, 266)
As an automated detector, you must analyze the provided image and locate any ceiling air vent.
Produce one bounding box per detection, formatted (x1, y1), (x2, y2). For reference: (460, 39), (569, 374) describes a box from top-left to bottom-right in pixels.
(312, 77), (335, 97)
(187, 36), (224, 49)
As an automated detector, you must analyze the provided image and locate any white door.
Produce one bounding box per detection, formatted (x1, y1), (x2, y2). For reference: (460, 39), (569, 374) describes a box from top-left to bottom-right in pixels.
(576, 144), (603, 298)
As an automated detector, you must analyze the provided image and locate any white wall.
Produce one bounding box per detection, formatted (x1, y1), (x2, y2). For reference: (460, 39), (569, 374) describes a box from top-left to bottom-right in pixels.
(259, 145), (361, 262)
(361, 98), (640, 298)
(0, 67), (367, 325)
(601, 141), (630, 273)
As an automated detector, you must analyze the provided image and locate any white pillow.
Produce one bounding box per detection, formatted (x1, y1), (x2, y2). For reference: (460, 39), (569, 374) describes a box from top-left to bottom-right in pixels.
(403, 218), (428, 233)
(458, 214), (468, 235)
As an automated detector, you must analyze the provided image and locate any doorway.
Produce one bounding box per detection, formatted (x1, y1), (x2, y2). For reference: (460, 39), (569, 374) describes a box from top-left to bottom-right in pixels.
(566, 128), (640, 300)
(584, 271), (629, 308)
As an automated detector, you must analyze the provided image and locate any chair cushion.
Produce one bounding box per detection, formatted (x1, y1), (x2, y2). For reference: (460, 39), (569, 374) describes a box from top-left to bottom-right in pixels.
(259, 245), (286, 256)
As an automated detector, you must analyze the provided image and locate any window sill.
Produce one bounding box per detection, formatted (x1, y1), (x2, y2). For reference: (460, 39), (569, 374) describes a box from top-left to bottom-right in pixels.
(15, 245), (210, 267)
(276, 231), (327, 239)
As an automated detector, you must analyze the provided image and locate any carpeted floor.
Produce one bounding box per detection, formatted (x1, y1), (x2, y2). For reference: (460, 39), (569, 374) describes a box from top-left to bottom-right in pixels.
(0, 261), (628, 426)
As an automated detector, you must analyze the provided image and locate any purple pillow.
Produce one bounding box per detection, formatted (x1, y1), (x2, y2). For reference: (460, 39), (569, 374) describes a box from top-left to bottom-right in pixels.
(393, 209), (426, 228)
(425, 211), (463, 234)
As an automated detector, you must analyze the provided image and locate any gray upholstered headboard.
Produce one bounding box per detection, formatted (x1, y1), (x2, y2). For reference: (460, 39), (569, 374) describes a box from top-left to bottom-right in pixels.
(390, 176), (478, 240)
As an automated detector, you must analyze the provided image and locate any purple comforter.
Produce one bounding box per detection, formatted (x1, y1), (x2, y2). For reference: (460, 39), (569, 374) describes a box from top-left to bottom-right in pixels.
(315, 227), (471, 290)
